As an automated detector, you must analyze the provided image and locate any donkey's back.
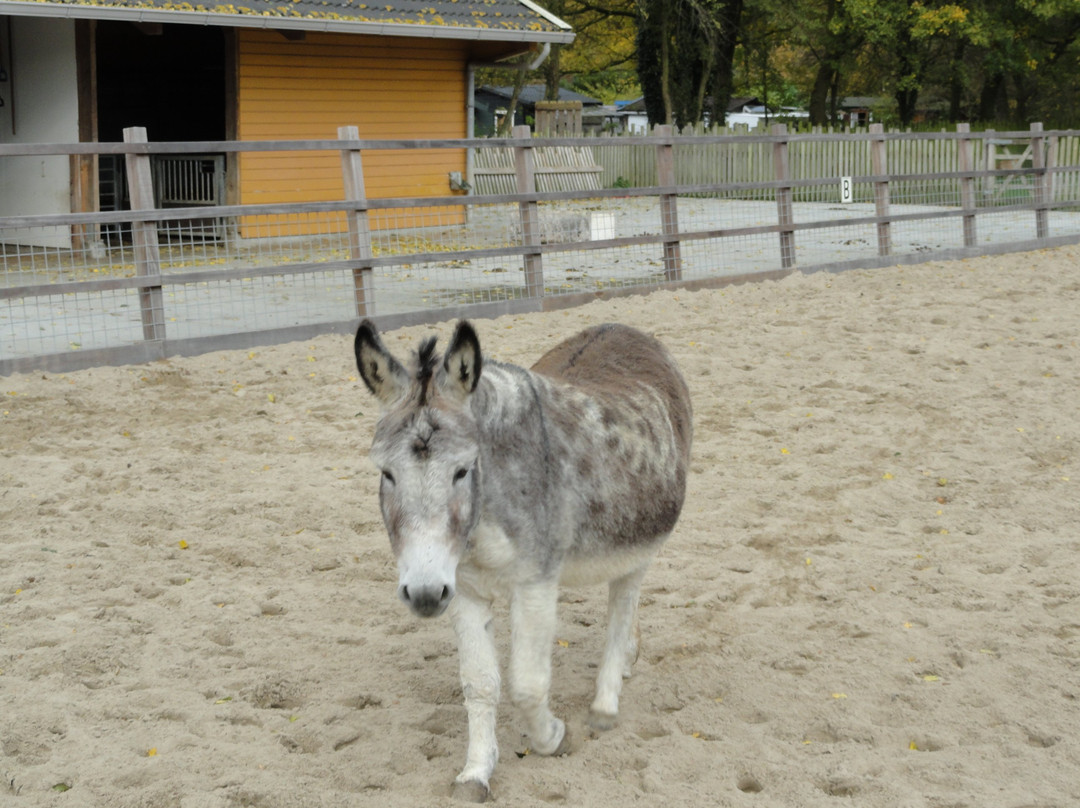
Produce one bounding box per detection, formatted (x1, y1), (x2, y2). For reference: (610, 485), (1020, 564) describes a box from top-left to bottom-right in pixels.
(532, 322), (689, 416)
(532, 322), (692, 460)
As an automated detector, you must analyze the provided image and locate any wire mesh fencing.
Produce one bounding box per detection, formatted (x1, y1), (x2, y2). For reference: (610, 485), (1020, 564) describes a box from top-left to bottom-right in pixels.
(3, 123), (1079, 374)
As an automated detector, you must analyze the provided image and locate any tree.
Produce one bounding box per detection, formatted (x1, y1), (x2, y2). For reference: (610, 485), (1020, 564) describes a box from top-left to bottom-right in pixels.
(474, 0), (639, 135)
(636, 0), (746, 127)
(549, 0), (639, 100)
(518, 0), (639, 103)
(801, 0), (864, 125)
(480, 0), (1080, 133)
(970, 0), (1080, 123)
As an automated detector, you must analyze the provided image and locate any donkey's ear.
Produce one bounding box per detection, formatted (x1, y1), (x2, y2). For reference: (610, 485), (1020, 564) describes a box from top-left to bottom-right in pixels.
(442, 320), (482, 400)
(355, 319), (408, 405)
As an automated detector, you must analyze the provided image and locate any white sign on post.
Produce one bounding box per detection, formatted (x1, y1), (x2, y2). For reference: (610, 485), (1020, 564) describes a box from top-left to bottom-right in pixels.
(840, 176), (854, 203)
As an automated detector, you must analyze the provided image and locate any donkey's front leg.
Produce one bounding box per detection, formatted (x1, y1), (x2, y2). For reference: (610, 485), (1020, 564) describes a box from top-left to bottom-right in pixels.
(509, 579), (571, 756)
(450, 592), (500, 803)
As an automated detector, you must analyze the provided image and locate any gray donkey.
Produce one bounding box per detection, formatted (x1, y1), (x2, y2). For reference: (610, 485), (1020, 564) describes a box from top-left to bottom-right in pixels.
(354, 319), (693, 802)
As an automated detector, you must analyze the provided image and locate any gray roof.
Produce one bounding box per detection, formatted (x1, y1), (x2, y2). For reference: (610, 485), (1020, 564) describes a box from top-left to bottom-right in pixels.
(841, 97), (880, 109)
(0, 0), (574, 42)
(480, 85), (601, 106)
(617, 95), (762, 114)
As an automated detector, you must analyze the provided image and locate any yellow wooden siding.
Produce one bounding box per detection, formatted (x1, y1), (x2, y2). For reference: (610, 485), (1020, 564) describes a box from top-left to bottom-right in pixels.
(237, 30), (468, 235)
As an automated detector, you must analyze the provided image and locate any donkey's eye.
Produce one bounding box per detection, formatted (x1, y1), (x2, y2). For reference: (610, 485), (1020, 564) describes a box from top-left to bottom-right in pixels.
(453, 467), (469, 483)
(381, 470), (396, 485)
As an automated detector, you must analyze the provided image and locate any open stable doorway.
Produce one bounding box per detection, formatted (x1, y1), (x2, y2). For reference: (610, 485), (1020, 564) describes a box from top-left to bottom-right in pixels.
(95, 21), (230, 241)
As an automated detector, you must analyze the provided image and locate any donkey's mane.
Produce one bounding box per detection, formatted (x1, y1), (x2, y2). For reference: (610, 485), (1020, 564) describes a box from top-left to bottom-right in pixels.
(415, 336), (439, 405)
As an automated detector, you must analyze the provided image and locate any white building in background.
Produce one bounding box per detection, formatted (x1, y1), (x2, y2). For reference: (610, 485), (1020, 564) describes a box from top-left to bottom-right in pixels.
(0, 17), (80, 248)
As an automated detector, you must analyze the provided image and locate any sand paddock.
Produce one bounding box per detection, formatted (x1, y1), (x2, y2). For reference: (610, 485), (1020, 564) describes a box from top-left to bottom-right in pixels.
(2, 245), (1078, 807)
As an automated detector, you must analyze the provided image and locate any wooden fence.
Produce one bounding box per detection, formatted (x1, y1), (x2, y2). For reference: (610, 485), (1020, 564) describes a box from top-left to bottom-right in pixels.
(2, 123), (1079, 375)
(471, 143), (603, 195)
(594, 122), (1080, 205)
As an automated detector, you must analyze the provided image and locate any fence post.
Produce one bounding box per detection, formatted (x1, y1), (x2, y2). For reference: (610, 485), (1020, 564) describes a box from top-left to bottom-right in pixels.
(123, 127), (167, 343)
(771, 123), (796, 269)
(513, 124), (544, 297)
(982, 128), (996, 199)
(1030, 122), (1051, 240)
(956, 123), (977, 248)
(339, 125), (375, 317)
(868, 123), (892, 256)
(655, 124), (683, 281)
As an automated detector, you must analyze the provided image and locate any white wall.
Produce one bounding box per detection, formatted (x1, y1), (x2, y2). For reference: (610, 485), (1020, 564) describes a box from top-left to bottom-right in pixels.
(0, 17), (80, 248)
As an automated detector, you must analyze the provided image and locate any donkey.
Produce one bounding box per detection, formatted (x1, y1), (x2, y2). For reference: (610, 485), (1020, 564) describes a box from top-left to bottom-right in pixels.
(353, 318), (692, 802)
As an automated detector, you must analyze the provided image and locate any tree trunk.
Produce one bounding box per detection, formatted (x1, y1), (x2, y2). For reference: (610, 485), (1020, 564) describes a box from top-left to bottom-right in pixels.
(636, 0), (670, 126)
(809, 62), (835, 125)
(497, 66), (528, 136)
(828, 68), (841, 123)
(1011, 72), (1029, 122)
(894, 40), (919, 127)
(707, 0), (745, 127)
(978, 72), (1006, 122)
(896, 87), (918, 127)
(948, 40), (965, 122)
(542, 44), (564, 102)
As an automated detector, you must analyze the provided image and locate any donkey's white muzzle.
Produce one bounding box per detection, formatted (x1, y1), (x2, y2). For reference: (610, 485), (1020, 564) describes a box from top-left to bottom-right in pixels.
(396, 540), (457, 618)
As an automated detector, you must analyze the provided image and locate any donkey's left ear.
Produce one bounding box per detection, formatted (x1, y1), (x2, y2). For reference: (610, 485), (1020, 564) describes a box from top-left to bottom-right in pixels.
(442, 320), (482, 399)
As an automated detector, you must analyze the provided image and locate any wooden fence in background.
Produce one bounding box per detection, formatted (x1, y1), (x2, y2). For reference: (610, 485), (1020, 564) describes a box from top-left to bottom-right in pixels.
(592, 122), (1080, 204)
(2, 123), (1079, 374)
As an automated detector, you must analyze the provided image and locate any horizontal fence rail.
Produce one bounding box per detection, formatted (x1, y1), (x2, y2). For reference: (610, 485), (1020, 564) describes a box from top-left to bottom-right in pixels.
(2, 122), (1079, 375)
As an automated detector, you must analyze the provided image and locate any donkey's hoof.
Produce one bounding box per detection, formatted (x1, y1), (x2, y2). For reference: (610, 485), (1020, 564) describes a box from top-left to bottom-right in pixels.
(551, 723), (573, 756)
(532, 719), (571, 756)
(587, 709), (618, 732)
(452, 779), (489, 803)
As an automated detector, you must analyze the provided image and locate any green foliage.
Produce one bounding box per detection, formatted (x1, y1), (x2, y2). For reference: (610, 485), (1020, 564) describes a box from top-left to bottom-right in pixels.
(506, 0), (1080, 129)
(572, 70), (641, 105)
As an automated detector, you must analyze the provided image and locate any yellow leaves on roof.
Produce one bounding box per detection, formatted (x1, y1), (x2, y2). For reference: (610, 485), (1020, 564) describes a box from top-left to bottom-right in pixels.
(16, 0), (555, 31)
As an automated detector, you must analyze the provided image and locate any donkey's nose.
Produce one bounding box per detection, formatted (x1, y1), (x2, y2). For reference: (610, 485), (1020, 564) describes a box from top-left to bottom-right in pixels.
(400, 583), (454, 617)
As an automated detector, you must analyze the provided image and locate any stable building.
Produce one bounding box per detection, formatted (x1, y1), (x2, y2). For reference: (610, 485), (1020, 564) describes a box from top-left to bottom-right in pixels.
(0, 0), (573, 247)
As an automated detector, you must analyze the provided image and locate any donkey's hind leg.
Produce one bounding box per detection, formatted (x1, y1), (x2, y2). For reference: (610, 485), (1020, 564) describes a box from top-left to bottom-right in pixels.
(588, 559), (652, 731)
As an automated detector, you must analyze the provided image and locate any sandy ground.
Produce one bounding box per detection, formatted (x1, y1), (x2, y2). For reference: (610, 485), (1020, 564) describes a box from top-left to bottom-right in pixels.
(2, 245), (1079, 808)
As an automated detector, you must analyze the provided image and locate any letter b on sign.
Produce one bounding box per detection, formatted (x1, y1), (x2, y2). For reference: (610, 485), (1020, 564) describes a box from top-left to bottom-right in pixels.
(840, 176), (853, 204)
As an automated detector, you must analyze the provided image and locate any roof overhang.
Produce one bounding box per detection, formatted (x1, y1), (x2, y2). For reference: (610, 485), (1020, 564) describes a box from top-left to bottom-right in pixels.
(0, 0), (576, 44)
